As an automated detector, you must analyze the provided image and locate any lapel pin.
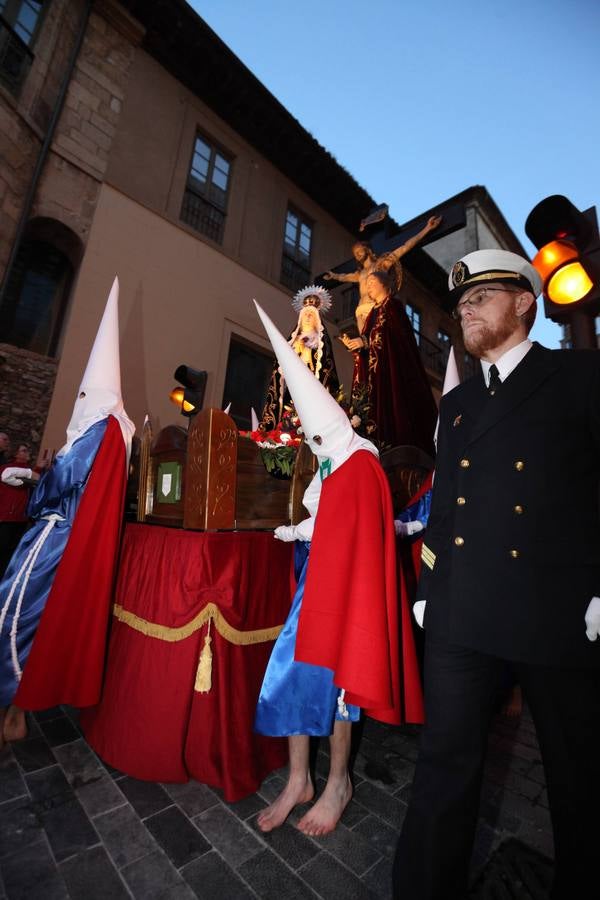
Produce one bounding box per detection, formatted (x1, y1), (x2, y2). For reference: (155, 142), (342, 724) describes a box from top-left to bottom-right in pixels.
(453, 414), (462, 427)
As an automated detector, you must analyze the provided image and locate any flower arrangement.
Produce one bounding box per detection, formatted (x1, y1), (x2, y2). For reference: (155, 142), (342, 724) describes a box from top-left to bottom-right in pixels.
(336, 384), (376, 440)
(240, 407), (303, 477)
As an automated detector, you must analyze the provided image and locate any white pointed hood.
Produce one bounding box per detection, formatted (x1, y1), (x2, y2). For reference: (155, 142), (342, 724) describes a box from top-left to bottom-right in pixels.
(434, 346), (461, 449)
(60, 277), (135, 464)
(441, 346), (460, 396)
(253, 300), (376, 465)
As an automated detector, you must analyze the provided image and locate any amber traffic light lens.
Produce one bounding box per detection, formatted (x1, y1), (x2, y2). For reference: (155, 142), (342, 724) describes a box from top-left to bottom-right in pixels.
(547, 263), (593, 305)
(532, 240), (578, 282)
(169, 387), (195, 413)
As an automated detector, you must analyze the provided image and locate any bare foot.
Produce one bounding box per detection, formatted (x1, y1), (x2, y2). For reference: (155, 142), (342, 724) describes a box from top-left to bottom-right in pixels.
(297, 774), (352, 836)
(257, 775), (314, 832)
(3, 705), (27, 742)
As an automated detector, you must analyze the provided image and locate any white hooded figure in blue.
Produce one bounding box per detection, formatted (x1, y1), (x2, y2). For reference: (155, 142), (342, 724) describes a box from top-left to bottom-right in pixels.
(0, 278), (134, 747)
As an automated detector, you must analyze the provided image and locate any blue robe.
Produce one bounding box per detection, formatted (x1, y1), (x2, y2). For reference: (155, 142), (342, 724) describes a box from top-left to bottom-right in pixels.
(0, 420), (107, 707)
(254, 541), (359, 737)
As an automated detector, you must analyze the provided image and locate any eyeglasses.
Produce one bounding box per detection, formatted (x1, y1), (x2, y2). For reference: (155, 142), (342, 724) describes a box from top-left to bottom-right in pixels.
(451, 286), (520, 320)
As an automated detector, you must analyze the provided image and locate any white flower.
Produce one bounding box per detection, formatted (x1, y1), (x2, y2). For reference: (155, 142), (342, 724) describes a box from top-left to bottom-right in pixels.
(350, 415), (361, 428)
(279, 432), (292, 444)
(297, 426), (303, 435)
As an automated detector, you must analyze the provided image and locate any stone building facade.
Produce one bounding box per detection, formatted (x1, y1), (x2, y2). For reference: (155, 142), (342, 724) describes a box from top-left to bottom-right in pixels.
(0, 0), (140, 450)
(0, 0), (526, 458)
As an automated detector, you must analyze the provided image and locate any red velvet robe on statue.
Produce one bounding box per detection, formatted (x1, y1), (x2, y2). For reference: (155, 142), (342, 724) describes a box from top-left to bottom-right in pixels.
(353, 297), (437, 456)
(294, 449), (424, 725)
(15, 416), (127, 710)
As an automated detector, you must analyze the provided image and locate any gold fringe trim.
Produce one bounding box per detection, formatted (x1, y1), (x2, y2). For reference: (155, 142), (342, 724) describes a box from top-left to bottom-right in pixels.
(112, 602), (284, 646)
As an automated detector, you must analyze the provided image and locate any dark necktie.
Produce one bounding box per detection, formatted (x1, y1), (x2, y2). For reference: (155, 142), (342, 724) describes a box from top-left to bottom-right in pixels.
(488, 364), (501, 396)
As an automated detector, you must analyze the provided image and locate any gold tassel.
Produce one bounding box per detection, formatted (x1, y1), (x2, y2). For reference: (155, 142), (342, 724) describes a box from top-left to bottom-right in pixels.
(194, 620), (213, 693)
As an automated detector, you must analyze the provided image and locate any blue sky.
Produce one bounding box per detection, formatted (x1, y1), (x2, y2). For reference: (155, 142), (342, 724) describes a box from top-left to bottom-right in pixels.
(190, 0), (600, 348)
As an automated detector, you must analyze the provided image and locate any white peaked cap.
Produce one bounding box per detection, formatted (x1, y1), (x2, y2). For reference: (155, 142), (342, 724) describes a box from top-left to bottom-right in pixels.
(61, 277), (135, 463)
(253, 300), (375, 463)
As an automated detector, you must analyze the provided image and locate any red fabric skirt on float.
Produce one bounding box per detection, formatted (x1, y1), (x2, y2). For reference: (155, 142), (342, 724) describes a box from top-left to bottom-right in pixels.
(80, 524), (293, 802)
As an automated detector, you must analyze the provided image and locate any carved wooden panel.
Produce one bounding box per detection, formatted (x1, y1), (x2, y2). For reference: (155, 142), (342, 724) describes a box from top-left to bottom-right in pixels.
(184, 409), (237, 530)
(136, 416), (153, 522)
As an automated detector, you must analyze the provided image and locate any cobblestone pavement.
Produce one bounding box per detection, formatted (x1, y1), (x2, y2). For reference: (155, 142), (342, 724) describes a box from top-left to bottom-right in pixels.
(0, 705), (552, 899)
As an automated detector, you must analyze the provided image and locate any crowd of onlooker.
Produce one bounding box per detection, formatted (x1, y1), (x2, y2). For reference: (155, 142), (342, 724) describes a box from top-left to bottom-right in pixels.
(0, 431), (36, 575)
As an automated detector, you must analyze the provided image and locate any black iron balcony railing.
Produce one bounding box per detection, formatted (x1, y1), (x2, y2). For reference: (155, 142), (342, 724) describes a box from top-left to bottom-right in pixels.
(280, 253), (311, 293)
(180, 188), (226, 244)
(418, 333), (448, 378)
(0, 17), (33, 95)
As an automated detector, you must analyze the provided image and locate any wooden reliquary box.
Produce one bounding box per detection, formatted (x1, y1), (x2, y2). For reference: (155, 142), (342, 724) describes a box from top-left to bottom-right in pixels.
(136, 409), (317, 530)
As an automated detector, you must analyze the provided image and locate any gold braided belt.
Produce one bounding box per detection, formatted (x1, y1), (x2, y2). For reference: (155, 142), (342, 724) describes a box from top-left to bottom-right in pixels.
(112, 602), (284, 694)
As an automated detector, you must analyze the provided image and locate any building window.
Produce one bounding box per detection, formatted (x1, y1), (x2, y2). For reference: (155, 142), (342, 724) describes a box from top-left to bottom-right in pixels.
(280, 207), (312, 291)
(0, 238), (73, 356)
(405, 302), (421, 345)
(0, 0), (43, 93)
(222, 335), (274, 430)
(437, 327), (451, 364)
(463, 352), (476, 378)
(180, 134), (232, 244)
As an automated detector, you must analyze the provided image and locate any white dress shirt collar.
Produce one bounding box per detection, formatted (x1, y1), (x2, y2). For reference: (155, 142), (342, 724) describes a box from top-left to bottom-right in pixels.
(480, 339), (533, 387)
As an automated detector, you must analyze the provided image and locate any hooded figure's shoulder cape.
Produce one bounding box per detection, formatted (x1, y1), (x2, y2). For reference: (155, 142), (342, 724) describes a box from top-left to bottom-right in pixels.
(294, 449), (424, 725)
(15, 415), (127, 710)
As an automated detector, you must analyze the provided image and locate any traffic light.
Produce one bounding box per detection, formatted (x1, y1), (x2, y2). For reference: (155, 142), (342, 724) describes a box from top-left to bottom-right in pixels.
(169, 365), (207, 417)
(525, 195), (600, 322)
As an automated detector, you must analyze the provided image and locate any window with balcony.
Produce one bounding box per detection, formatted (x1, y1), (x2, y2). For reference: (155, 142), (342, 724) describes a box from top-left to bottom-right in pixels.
(280, 207), (312, 292)
(437, 327), (451, 365)
(180, 134), (232, 244)
(405, 302), (421, 345)
(0, 1), (43, 93)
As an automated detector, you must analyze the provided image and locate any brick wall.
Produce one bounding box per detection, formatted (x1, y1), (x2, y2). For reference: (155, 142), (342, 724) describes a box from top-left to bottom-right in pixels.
(0, 343), (58, 457)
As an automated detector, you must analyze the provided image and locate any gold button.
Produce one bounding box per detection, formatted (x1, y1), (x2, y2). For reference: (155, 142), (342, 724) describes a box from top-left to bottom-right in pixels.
(510, 549), (519, 559)
(454, 536), (465, 546)
(456, 496), (466, 506)
(460, 458), (470, 468)
(514, 460), (525, 471)
(514, 505), (524, 514)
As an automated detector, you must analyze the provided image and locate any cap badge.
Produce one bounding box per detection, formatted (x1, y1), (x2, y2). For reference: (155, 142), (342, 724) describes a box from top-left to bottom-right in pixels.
(451, 261), (468, 287)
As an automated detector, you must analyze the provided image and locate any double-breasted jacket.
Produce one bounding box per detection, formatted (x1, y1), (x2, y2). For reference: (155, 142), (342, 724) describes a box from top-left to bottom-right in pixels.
(419, 342), (600, 667)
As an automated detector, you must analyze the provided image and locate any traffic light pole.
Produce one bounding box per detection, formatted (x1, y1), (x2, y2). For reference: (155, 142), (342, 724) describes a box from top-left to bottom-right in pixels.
(569, 309), (597, 350)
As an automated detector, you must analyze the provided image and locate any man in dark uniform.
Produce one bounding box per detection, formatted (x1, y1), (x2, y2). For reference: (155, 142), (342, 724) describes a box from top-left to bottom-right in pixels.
(392, 249), (600, 900)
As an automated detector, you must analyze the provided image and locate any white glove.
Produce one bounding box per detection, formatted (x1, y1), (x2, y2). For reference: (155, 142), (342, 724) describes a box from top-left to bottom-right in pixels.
(413, 600), (426, 629)
(274, 517), (315, 542)
(394, 519), (425, 538)
(1, 467), (32, 486)
(584, 596), (600, 641)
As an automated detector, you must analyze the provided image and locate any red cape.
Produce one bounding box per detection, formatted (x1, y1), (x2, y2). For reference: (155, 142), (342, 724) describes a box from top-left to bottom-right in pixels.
(15, 416), (127, 710)
(294, 450), (424, 725)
